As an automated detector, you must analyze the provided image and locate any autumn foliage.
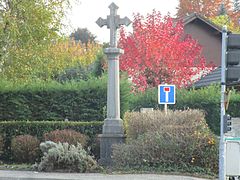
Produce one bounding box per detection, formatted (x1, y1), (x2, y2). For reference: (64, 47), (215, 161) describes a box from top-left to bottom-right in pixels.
(119, 11), (208, 91)
(177, 0), (240, 29)
(210, 15), (240, 33)
(49, 40), (101, 68)
(1, 40), (101, 82)
(0, 0), (101, 82)
(176, 0), (232, 18)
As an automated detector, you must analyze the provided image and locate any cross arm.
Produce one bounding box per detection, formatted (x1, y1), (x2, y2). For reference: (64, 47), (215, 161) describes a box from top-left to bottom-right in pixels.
(118, 16), (131, 27)
(96, 17), (107, 27)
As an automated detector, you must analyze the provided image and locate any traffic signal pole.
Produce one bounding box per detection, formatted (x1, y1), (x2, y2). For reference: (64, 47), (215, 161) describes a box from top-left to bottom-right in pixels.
(219, 26), (227, 180)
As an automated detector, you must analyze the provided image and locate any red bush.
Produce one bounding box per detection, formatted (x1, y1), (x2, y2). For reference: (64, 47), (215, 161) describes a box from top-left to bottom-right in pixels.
(43, 129), (87, 147)
(11, 135), (40, 163)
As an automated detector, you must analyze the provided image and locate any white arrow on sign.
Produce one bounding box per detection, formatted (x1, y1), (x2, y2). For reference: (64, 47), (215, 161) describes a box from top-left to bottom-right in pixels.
(163, 87), (170, 103)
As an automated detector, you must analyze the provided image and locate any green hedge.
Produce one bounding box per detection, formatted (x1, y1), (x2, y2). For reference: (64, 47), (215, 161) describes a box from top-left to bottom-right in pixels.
(228, 92), (240, 117)
(0, 121), (103, 162)
(129, 85), (240, 135)
(0, 77), (130, 121)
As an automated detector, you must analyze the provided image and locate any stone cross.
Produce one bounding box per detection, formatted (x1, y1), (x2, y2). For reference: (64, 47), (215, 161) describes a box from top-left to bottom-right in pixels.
(96, 2), (131, 123)
(96, 2), (131, 165)
(96, 3), (131, 48)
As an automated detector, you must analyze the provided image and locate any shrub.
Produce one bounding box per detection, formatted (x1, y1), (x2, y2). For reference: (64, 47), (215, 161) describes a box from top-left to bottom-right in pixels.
(124, 109), (210, 140)
(113, 110), (218, 173)
(11, 135), (40, 163)
(43, 129), (87, 147)
(0, 121), (102, 162)
(37, 141), (98, 172)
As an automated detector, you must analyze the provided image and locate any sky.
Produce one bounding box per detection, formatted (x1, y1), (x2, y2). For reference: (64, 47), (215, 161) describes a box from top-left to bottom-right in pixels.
(66, 0), (179, 43)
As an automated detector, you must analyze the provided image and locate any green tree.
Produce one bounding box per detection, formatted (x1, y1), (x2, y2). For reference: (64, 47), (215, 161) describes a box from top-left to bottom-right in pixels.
(70, 28), (96, 45)
(0, 0), (71, 81)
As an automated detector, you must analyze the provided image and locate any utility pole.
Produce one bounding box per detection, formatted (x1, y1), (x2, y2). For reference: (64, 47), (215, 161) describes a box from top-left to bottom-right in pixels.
(219, 25), (227, 180)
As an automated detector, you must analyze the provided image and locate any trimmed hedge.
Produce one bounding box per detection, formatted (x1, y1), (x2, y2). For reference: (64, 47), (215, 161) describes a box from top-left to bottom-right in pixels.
(0, 77), (130, 121)
(0, 135), (3, 157)
(228, 91), (240, 117)
(129, 85), (240, 135)
(0, 121), (103, 162)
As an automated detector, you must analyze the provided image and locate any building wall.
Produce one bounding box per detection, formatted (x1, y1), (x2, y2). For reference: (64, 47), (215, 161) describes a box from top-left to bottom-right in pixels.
(184, 19), (222, 66)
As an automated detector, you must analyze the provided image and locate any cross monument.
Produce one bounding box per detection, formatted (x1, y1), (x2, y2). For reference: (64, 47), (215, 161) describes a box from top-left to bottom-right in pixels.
(96, 2), (131, 165)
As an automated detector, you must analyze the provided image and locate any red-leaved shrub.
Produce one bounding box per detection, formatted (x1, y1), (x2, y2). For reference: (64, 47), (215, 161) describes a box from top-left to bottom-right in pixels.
(43, 129), (87, 147)
(11, 135), (40, 163)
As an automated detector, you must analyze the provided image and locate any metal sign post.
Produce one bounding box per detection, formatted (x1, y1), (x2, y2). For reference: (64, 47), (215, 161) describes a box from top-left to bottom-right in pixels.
(164, 104), (168, 114)
(219, 26), (227, 180)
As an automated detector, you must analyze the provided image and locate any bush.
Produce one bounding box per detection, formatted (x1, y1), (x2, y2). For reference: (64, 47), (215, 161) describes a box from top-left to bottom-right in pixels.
(113, 110), (218, 173)
(37, 141), (98, 172)
(43, 129), (87, 147)
(0, 121), (102, 162)
(228, 91), (240, 117)
(0, 77), (130, 121)
(11, 135), (40, 163)
(128, 85), (240, 134)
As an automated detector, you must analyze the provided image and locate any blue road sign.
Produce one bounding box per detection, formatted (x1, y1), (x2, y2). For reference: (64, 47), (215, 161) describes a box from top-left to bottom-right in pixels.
(158, 85), (176, 104)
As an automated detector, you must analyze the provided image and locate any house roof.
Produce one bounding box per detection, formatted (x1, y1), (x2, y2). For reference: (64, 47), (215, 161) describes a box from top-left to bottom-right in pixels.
(193, 66), (240, 88)
(193, 67), (221, 88)
(183, 13), (223, 33)
(181, 14), (240, 88)
(183, 13), (224, 88)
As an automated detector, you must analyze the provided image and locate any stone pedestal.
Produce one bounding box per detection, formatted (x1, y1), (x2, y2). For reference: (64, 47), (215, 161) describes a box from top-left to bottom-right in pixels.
(99, 109), (125, 166)
(99, 117), (124, 165)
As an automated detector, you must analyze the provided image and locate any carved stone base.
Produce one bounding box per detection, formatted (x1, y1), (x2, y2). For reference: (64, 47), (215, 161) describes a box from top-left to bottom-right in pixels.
(99, 118), (125, 166)
(98, 133), (125, 166)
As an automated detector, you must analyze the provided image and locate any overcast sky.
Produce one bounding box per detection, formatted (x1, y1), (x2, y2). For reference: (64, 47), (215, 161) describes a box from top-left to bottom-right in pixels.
(66, 0), (179, 43)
